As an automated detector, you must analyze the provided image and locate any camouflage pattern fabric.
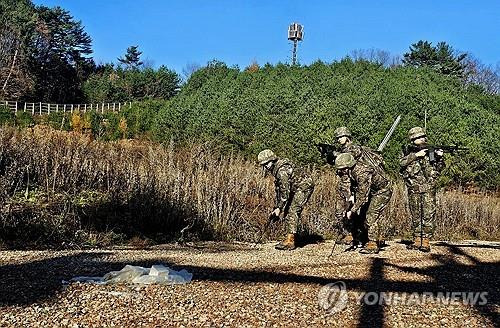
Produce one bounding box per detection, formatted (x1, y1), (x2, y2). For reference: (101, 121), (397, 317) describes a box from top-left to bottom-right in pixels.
(272, 159), (314, 234)
(335, 173), (352, 236)
(342, 142), (363, 160)
(348, 161), (392, 241)
(400, 144), (444, 238)
(408, 191), (437, 238)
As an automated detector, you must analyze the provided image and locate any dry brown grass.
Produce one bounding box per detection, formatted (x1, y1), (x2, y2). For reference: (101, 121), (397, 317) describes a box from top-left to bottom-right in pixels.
(0, 126), (498, 247)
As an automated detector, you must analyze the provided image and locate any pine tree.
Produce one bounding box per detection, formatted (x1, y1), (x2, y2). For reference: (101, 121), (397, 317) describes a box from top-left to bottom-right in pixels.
(403, 40), (467, 78)
(118, 45), (143, 69)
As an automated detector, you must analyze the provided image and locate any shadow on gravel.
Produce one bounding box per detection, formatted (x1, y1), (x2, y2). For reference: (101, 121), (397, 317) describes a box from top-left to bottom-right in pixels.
(295, 233), (324, 248)
(433, 241), (500, 250)
(0, 246), (498, 327)
(0, 252), (118, 306)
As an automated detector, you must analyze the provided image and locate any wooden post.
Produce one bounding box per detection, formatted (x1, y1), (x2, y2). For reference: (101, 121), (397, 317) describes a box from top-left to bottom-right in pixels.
(63, 104), (66, 113)
(39, 102), (42, 115)
(32, 103), (35, 115)
(113, 103), (116, 112)
(102, 102), (104, 114)
(23, 102), (27, 112)
(129, 101), (132, 108)
(118, 103), (121, 111)
(71, 104), (74, 113)
(84, 104), (87, 113)
(56, 104), (59, 113)
(14, 101), (18, 114)
(107, 103), (110, 111)
(47, 103), (50, 115)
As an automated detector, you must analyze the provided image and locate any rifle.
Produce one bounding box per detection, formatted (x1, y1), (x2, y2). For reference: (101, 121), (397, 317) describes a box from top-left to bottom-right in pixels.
(316, 143), (339, 165)
(403, 144), (469, 163)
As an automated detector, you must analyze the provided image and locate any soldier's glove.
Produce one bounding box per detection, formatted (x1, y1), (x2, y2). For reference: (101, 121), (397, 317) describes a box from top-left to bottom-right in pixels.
(348, 195), (355, 203)
(415, 149), (427, 158)
(346, 210), (353, 219)
(435, 149), (444, 157)
(271, 208), (280, 217)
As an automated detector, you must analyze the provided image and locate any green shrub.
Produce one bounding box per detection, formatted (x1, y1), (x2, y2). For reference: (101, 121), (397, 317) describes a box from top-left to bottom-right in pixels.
(152, 60), (500, 188)
(15, 111), (35, 128)
(0, 104), (14, 124)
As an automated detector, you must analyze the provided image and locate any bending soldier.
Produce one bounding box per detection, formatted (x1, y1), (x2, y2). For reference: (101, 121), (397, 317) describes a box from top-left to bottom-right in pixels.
(400, 127), (444, 252)
(333, 126), (384, 246)
(335, 153), (392, 254)
(258, 149), (314, 250)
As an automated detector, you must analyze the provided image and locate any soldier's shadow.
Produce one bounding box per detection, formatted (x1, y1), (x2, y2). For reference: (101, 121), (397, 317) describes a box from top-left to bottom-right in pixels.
(295, 232), (324, 248)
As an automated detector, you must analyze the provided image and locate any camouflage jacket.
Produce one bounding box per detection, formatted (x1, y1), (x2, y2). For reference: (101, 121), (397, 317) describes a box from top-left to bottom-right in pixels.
(335, 143), (385, 217)
(347, 161), (391, 214)
(272, 159), (313, 211)
(342, 142), (363, 159)
(399, 145), (444, 193)
(335, 174), (352, 220)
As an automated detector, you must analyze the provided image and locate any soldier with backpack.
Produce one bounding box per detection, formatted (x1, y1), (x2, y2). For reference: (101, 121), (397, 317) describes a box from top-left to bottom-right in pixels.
(332, 127), (390, 248)
(335, 152), (393, 254)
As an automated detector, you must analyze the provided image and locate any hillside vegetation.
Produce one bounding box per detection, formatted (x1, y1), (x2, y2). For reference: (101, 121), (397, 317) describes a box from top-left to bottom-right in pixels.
(154, 60), (500, 189)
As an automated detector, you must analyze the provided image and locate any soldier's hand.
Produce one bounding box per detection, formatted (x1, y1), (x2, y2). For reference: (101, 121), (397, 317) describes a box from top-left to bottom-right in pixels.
(415, 149), (427, 158)
(435, 149), (444, 157)
(271, 208), (280, 217)
(348, 195), (355, 203)
(346, 211), (352, 219)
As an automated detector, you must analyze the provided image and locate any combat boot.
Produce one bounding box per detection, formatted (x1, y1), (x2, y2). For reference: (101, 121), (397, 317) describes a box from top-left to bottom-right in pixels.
(407, 236), (422, 250)
(275, 233), (296, 250)
(359, 240), (379, 254)
(419, 237), (431, 252)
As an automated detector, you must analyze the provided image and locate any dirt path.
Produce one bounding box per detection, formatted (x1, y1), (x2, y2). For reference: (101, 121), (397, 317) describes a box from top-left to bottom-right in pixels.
(0, 240), (499, 327)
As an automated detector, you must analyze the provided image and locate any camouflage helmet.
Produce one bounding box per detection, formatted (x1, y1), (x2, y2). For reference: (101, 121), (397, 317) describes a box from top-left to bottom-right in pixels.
(334, 126), (352, 139)
(257, 149), (277, 165)
(408, 127), (426, 141)
(335, 153), (356, 169)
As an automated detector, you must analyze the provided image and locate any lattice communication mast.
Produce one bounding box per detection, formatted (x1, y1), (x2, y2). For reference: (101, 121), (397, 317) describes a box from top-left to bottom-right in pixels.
(288, 23), (303, 65)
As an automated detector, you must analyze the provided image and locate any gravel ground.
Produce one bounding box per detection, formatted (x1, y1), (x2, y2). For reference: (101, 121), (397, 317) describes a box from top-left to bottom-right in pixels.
(0, 240), (499, 327)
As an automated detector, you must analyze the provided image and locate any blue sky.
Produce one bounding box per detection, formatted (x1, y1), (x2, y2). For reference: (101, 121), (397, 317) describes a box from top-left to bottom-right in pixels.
(34, 0), (499, 74)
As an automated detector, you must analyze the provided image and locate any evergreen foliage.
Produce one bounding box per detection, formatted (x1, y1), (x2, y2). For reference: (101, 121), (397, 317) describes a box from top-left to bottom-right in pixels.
(117, 45), (143, 69)
(151, 60), (500, 188)
(403, 40), (467, 78)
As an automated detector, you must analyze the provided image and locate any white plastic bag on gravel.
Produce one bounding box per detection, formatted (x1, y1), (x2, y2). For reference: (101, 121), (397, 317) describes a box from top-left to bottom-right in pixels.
(66, 264), (192, 285)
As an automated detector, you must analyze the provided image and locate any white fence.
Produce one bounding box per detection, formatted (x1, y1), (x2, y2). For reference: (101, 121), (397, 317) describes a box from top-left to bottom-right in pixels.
(1, 100), (132, 115)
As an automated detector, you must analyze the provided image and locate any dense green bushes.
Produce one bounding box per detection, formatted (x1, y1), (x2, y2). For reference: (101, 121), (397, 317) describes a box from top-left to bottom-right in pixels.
(83, 65), (181, 102)
(151, 59), (499, 189)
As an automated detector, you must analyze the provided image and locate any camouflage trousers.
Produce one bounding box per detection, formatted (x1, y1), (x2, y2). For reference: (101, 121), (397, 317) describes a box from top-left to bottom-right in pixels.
(286, 179), (314, 234)
(363, 185), (392, 241)
(408, 191), (436, 238)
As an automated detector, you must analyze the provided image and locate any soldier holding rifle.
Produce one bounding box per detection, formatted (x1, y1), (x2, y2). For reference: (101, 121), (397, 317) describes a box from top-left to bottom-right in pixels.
(399, 127), (468, 252)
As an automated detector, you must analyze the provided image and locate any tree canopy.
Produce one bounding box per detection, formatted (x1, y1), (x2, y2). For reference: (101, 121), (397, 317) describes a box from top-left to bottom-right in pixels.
(118, 45), (143, 69)
(403, 40), (467, 78)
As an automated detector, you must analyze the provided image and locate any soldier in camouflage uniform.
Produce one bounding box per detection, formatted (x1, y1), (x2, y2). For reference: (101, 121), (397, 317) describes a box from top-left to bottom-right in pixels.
(400, 127), (444, 252)
(334, 127), (363, 159)
(334, 126), (383, 246)
(335, 153), (392, 254)
(258, 149), (314, 250)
